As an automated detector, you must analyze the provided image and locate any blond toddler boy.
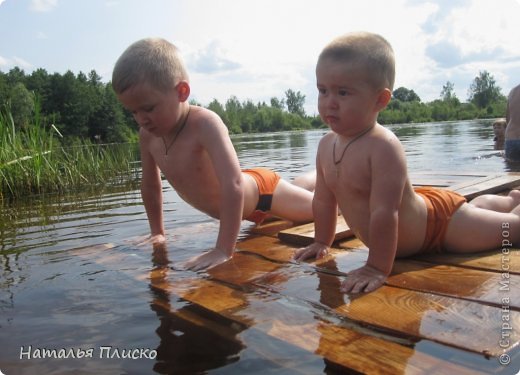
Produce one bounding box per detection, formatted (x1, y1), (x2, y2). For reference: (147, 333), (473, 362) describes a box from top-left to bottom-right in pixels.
(294, 32), (520, 293)
(113, 38), (314, 270)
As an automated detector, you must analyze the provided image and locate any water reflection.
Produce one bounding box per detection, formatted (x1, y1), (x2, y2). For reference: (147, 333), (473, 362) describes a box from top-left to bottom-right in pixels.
(148, 245), (246, 373)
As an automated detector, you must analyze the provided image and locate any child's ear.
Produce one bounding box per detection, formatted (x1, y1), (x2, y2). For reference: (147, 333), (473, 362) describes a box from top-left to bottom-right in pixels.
(375, 88), (392, 111)
(176, 81), (191, 102)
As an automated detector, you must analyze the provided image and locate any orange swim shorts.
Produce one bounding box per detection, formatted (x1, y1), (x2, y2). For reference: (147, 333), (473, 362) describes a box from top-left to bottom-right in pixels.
(243, 168), (281, 224)
(415, 187), (467, 253)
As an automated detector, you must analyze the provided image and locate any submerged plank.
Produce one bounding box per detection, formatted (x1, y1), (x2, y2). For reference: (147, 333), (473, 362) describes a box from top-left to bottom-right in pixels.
(76, 243), (488, 374)
(237, 237), (520, 356)
(239, 236), (520, 309)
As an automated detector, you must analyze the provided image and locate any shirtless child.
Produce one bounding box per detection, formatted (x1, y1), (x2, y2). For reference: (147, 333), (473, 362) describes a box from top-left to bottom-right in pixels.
(294, 32), (520, 293)
(113, 38), (314, 270)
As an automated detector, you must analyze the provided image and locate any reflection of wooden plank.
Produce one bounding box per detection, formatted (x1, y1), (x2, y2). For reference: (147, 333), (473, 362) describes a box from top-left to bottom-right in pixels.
(450, 173), (520, 200)
(277, 215), (353, 247)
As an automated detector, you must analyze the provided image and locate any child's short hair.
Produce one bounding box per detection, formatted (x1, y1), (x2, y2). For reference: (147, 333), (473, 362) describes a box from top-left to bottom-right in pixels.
(112, 38), (189, 94)
(318, 32), (395, 91)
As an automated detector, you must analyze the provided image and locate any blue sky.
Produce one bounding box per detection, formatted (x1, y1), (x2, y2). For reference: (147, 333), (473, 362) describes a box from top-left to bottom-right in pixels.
(1, 0), (519, 114)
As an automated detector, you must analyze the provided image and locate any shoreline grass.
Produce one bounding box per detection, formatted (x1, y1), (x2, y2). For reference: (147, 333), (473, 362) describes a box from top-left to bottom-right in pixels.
(0, 102), (139, 201)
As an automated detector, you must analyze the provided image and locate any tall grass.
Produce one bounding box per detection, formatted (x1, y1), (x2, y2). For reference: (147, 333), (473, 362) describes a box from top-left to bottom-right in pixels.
(0, 100), (139, 201)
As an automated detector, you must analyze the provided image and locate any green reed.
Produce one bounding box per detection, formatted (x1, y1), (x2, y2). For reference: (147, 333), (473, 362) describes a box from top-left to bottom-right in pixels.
(0, 101), (139, 201)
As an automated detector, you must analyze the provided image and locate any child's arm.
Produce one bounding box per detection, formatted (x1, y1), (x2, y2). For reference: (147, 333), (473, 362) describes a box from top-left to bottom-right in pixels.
(341, 137), (406, 293)
(294, 149), (337, 261)
(184, 115), (244, 270)
(140, 130), (166, 245)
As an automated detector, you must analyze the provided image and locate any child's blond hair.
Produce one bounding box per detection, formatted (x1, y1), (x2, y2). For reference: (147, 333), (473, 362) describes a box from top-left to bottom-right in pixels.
(318, 32), (395, 91)
(112, 38), (189, 94)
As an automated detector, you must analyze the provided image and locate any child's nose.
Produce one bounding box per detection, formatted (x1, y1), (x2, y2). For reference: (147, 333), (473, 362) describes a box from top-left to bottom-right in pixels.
(326, 96), (339, 109)
(134, 112), (150, 127)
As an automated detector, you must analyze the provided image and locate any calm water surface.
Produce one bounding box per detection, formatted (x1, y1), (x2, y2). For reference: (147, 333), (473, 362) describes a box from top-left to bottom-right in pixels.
(0, 120), (512, 374)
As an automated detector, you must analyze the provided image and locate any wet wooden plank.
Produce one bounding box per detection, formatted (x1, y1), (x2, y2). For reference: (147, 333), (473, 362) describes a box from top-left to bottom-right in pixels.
(239, 236), (520, 309)
(389, 260), (520, 310)
(450, 173), (520, 200)
(236, 241), (520, 356)
(278, 215), (353, 247)
(416, 249), (520, 275)
(75, 244), (488, 374)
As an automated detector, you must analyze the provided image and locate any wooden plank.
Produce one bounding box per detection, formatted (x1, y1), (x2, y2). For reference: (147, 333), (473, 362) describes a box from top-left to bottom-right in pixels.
(234, 238), (520, 357)
(76, 244), (488, 374)
(239, 236), (520, 310)
(278, 215), (353, 247)
(389, 260), (520, 310)
(246, 256), (520, 357)
(450, 173), (520, 200)
(416, 248), (520, 275)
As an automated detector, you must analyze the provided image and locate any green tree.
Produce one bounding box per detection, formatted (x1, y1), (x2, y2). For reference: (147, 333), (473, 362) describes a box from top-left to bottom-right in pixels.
(392, 87), (420, 102)
(285, 89), (305, 117)
(468, 70), (504, 109)
(440, 81), (458, 102)
(270, 97), (285, 110)
(9, 82), (35, 129)
(225, 96), (242, 133)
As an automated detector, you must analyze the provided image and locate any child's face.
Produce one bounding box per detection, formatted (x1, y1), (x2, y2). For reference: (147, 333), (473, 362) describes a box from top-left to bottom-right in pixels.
(316, 58), (382, 135)
(117, 81), (181, 137)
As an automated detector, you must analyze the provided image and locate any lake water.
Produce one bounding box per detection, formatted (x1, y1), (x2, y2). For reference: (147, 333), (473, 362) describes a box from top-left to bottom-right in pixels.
(0, 120), (512, 374)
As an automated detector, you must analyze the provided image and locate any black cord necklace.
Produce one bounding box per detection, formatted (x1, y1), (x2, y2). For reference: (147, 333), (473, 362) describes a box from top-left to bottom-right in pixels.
(162, 107), (191, 157)
(333, 125), (374, 176)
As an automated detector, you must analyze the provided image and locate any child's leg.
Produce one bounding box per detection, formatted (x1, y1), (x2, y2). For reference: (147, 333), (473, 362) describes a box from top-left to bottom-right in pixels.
(271, 179), (314, 223)
(443, 202), (520, 253)
(469, 190), (520, 212)
(291, 170), (316, 192)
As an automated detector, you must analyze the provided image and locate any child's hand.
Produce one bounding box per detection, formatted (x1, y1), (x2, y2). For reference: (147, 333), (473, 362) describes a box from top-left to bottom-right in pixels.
(293, 242), (329, 262)
(133, 234), (166, 248)
(182, 248), (232, 271)
(340, 265), (387, 294)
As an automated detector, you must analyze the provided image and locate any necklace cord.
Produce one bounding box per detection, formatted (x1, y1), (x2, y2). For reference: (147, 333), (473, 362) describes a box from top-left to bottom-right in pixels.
(163, 107), (191, 156)
(333, 125), (374, 169)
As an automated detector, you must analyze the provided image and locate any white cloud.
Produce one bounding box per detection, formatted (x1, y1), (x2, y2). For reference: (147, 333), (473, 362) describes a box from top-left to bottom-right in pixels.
(11, 56), (32, 69)
(0, 55), (8, 68)
(30, 0), (58, 12)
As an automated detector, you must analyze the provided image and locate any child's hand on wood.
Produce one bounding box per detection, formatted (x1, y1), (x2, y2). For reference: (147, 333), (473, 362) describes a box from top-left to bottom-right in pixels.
(293, 242), (329, 262)
(341, 265), (387, 294)
(182, 247), (232, 271)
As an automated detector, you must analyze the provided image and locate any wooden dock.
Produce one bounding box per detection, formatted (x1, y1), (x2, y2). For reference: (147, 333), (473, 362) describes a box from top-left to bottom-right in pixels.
(82, 172), (520, 373)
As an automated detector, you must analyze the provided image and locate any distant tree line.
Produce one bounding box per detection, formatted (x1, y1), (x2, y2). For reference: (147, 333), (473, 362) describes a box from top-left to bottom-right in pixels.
(0, 67), (508, 143)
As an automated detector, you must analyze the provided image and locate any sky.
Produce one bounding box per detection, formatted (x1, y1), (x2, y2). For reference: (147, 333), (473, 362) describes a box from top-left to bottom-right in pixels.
(0, 0), (520, 115)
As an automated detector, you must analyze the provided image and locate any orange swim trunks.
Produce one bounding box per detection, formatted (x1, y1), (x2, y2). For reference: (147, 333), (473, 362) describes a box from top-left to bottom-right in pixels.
(415, 187), (467, 253)
(243, 168), (281, 224)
